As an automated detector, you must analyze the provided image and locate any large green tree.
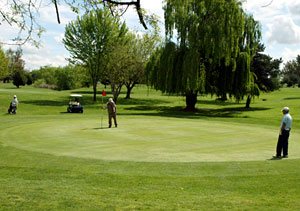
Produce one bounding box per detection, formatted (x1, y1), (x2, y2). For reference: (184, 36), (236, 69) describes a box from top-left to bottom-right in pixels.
(63, 8), (127, 101)
(147, 0), (261, 111)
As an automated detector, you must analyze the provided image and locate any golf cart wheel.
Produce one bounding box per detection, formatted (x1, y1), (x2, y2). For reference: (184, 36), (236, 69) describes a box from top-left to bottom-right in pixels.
(80, 109), (83, 113)
(67, 108), (71, 113)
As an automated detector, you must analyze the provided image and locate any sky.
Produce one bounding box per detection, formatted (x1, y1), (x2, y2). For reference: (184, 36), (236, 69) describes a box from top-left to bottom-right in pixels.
(1, 0), (300, 70)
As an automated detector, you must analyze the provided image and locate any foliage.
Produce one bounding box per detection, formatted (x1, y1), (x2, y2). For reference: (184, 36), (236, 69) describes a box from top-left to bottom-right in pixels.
(252, 44), (282, 92)
(25, 72), (33, 85)
(63, 8), (127, 101)
(55, 66), (83, 90)
(12, 69), (27, 88)
(0, 46), (9, 79)
(105, 30), (162, 102)
(6, 47), (27, 88)
(147, 0), (261, 110)
(281, 55), (300, 87)
(32, 65), (85, 90)
(0, 0), (45, 46)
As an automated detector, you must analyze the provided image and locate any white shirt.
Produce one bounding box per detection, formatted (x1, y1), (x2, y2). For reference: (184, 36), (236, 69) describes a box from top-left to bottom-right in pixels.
(281, 113), (292, 131)
(11, 98), (18, 106)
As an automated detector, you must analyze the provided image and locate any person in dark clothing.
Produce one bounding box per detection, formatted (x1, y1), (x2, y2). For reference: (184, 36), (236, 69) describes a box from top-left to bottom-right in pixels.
(103, 98), (117, 128)
(273, 107), (292, 158)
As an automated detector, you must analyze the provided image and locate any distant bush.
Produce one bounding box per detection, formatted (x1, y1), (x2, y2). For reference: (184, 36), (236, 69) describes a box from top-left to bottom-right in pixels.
(31, 65), (86, 90)
(33, 79), (57, 89)
(25, 72), (33, 85)
(55, 66), (81, 91)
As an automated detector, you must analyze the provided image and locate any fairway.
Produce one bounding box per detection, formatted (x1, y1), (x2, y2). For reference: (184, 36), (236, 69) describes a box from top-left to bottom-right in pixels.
(1, 115), (299, 162)
(1, 84), (300, 210)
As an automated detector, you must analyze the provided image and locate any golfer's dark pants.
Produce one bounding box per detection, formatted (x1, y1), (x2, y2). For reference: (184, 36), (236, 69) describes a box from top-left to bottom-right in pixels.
(109, 113), (117, 127)
(276, 130), (290, 156)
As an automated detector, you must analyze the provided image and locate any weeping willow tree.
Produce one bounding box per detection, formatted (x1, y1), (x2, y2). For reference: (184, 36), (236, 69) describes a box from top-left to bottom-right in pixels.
(147, 0), (261, 111)
(211, 14), (261, 108)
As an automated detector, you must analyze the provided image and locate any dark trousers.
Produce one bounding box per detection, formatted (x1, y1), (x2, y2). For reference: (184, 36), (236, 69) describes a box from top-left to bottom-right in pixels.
(276, 130), (290, 156)
(109, 113), (117, 127)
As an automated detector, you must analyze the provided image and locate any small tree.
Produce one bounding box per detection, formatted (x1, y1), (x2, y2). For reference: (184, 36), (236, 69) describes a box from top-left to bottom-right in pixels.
(105, 41), (132, 103)
(0, 46), (9, 80)
(63, 8), (127, 101)
(281, 55), (300, 87)
(7, 47), (27, 88)
(124, 31), (161, 99)
(12, 70), (27, 88)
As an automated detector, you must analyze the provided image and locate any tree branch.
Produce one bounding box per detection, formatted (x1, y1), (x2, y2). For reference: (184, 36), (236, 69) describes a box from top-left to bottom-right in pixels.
(54, 0), (61, 24)
(104, 0), (148, 29)
(262, 0), (273, 7)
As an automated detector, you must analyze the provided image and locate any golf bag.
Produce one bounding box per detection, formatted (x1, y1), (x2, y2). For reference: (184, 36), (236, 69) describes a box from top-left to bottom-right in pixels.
(8, 103), (17, 114)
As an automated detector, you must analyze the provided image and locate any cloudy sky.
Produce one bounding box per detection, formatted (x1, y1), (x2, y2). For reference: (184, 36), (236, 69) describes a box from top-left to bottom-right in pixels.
(1, 0), (300, 70)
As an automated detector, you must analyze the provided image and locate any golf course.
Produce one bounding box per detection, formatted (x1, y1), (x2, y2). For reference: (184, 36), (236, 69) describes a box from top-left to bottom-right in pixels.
(0, 83), (300, 210)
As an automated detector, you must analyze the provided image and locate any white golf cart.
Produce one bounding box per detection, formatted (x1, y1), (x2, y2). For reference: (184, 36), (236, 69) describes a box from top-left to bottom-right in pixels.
(67, 94), (83, 113)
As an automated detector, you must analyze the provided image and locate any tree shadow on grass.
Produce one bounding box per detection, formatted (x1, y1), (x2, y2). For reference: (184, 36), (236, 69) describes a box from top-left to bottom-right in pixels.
(20, 96), (169, 107)
(283, 97), (300, 100)
(71, 90), (126, 95)
(121, 105), (271, 119)
(117, 97), (169, 105)
(197, 99), (240, 106)
(21, 99), (69, 106)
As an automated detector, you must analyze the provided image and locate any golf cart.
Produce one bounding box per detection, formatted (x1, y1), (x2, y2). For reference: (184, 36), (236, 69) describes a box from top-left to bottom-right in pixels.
(67, 94), (83, 113)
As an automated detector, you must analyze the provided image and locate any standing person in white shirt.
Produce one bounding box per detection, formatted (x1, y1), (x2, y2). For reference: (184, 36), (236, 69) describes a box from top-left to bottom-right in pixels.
(8, 95), (18, 114)
(11, 95), (18, 107)
(273, 107), (292, 158)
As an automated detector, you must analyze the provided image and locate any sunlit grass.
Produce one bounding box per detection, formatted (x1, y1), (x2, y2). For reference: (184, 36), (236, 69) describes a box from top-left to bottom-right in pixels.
(0, 83), (300, 210)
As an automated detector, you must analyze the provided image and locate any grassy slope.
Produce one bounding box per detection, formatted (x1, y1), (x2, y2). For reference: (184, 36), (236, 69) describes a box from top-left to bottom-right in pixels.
(0, 83), (300, 210)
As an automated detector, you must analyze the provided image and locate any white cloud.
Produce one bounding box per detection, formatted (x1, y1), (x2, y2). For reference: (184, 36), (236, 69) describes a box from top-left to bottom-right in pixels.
(54, 33), (65, 44)
(266, 16), (300, 44)
(282, 48), (300, 63)
(122, 0), (164, 31)
(18, 41), (68, 70)
(39, 3), (76, 25)
(287, 1), (300, 18)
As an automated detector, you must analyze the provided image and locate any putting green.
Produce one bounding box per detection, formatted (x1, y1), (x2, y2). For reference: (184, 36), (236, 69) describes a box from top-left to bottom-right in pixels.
(1, 116), (299, 162)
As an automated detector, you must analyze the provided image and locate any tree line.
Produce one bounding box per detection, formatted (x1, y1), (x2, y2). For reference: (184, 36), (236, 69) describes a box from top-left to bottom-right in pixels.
(0, 0), (298, 110)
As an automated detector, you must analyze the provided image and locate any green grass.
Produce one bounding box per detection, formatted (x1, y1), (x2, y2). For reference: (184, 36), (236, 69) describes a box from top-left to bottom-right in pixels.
(0, 83), (300, 210)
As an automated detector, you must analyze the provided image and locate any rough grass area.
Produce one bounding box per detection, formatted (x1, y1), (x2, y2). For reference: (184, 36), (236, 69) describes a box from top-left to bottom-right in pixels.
(0, 83), (300, 210)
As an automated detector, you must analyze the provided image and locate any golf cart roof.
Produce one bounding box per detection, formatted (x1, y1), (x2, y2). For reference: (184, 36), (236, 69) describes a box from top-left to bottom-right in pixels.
(70, 94), (82, 97)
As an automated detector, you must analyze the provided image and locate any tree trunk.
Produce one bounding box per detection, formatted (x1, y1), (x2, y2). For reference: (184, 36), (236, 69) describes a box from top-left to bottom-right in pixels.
(221, 93), (227, 101)
(184, 91), (198, 111)
(245, 95), (251, 108)
(125, 86), (132, 99)
(111, 84), (123, 104)
(125, 82), (136, 99)
(93, 84), (97, 101)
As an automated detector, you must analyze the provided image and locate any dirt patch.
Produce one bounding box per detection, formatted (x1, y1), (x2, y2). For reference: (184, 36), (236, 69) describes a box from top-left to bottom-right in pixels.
(0, 107), (7, 109)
